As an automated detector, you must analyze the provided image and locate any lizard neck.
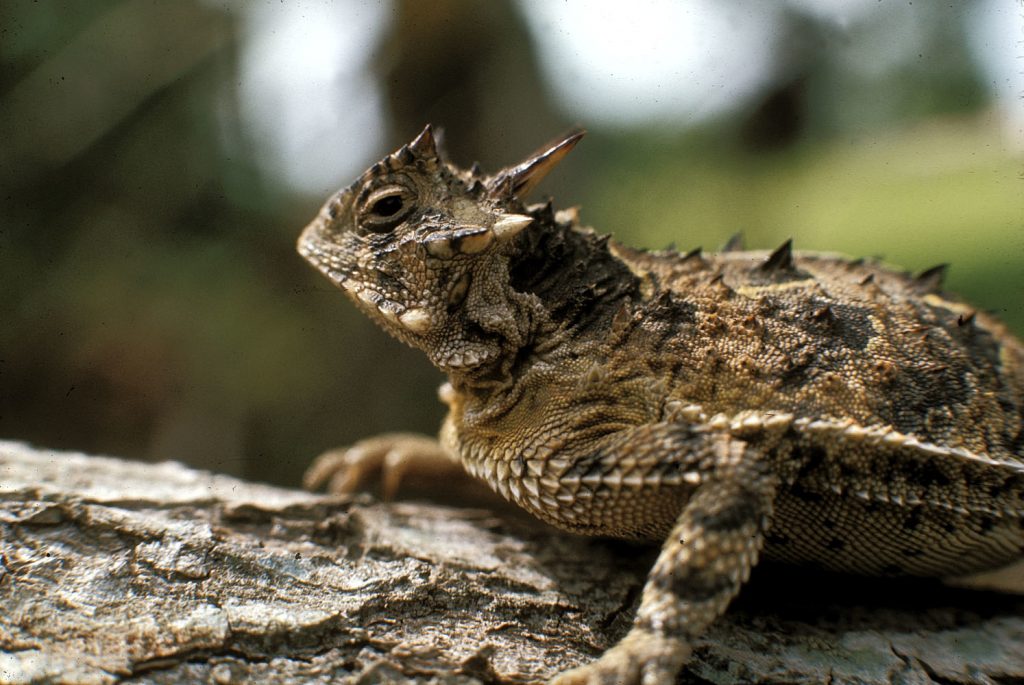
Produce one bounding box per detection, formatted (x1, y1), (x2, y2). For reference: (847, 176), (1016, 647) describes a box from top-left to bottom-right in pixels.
(507, 207), (642, 341)
(445, 208), (641, 394)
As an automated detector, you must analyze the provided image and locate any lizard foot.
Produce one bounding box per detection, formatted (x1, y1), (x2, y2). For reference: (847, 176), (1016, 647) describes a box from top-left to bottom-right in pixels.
(303, 433), (454, 498)
(549, 632), (690, 685)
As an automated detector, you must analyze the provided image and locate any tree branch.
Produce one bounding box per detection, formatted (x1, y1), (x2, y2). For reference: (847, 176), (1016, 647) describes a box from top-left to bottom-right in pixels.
(1, 441), (1022, 684)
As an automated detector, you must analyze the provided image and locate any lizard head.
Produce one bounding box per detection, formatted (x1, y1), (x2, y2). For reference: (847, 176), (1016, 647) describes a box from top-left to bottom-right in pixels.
(297, 125), (583, 376)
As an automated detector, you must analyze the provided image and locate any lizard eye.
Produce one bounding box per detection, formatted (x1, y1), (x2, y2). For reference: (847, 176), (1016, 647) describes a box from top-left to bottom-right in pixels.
(359, 186), (415, 233)
(372, 195), (404, 217)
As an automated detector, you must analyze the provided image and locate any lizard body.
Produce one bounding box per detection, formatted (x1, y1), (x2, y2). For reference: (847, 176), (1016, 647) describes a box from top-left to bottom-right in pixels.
(297, 126), (1024, 684)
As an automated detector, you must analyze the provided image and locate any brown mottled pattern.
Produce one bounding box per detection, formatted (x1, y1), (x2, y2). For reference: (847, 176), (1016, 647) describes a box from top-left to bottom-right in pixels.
(614, 246), (1024, 460)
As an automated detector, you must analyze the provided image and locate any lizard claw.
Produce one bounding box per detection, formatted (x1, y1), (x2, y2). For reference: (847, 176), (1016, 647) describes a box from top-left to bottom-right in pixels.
(303, 433), (449, 499)
(548, 632), (690, 685)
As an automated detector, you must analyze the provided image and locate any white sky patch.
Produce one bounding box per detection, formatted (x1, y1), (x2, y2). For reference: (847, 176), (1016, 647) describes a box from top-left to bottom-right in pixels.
(966, 0), (1024, 149)
(234, 0), (392, 195)
(516, 0), (784, 127)
(784, 0), (882, 28)
(218, 0), (1017, 193)
(828, 4), (924, 80)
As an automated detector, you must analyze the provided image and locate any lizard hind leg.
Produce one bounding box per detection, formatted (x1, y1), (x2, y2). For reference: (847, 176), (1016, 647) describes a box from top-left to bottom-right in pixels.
(551, 436), (777, 685)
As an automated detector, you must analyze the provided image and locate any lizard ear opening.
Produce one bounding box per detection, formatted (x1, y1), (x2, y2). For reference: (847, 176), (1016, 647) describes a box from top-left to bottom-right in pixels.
(488, 129), (585, 201)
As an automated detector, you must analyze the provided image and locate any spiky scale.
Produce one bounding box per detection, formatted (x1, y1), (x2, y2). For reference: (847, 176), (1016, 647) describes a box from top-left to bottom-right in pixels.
(915, 264), (948, 293)
(760, 239), (794, 272)
(721, 233), (745, 252)
(810, 304), (834, 322)
(958, 311), (976, 328)
(682, 246), (703, 262)
(396, 144), (415, 165)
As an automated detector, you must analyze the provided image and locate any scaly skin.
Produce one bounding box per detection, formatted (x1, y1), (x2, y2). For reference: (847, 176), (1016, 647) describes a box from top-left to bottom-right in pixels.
(297, 126), (1024, 684)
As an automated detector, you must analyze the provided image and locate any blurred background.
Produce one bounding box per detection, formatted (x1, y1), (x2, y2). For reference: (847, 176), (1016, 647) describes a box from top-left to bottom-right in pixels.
(1, 0), (1021, 488)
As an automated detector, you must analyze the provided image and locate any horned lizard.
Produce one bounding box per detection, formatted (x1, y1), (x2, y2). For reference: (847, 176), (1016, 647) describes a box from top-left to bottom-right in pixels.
(297, 126), (1024, 684)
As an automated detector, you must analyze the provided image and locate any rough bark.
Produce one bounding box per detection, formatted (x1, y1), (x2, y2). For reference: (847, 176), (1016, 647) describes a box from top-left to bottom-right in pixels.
(1, 441), (1022, 685)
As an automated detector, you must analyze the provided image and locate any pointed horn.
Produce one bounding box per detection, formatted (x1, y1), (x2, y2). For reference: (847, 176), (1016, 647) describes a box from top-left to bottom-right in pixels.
(409, 124), (439, 160)
(489, 128), (585, 200)
(492, 213), (533, 240)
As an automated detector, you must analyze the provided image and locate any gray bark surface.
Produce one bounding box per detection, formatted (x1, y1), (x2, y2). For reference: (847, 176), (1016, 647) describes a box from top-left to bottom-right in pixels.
(1, 440), (1022, 684)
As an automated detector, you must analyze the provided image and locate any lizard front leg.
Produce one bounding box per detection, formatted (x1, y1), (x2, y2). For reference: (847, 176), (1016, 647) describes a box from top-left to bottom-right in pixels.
(543, 427), (777, 685)
(303, 432), (458, 497)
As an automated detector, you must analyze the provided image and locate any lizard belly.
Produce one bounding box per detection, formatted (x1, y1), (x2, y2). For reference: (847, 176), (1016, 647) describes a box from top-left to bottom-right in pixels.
(766, 490), (1024, 577)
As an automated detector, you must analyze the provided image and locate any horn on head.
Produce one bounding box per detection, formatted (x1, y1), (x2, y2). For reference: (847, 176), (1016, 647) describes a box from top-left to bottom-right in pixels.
(488, 129), (585, 200)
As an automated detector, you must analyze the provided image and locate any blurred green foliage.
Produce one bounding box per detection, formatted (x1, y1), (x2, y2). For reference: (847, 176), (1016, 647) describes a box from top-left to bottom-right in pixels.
(1, 0), (1020, 486)
(582, 117), (1024, 327)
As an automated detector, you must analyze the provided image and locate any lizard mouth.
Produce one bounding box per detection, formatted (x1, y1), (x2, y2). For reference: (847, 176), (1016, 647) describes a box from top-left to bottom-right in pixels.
(299, 228), (427, 332)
